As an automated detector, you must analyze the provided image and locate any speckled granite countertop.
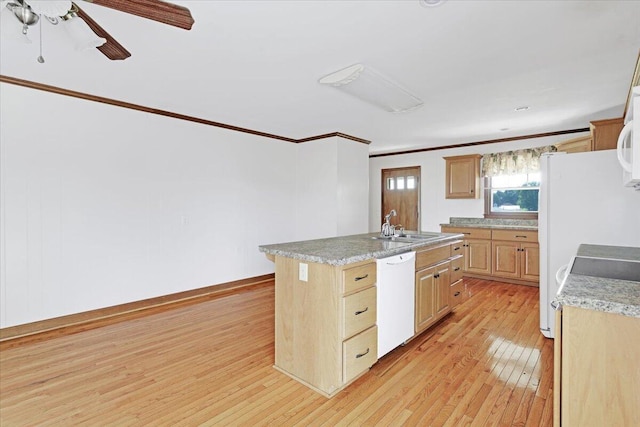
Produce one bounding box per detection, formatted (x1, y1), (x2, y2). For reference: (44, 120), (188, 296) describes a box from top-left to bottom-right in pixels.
(554, 244), (640, 318)
(259, 232), (463, 266)
(440, 217), (538, 231)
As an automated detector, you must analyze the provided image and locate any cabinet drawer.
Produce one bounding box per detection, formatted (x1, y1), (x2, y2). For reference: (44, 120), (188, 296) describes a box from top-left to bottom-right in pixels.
(492, 229), (538, 242)
(342, 286), (377, 339)
(451, 255), (464, 282)
(450, 279), (464, 308)
(343, 263), (376, 294)
(343, 326), (378, 384)
(450, 240), (463, 257)
(416, 244), (451, 270)
(441, 226), (491, 240)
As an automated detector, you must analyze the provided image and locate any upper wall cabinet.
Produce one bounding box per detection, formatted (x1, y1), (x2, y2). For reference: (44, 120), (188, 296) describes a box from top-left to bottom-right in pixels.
(555, 134), (593, 153)
(443, 154), (481, 199)
(590, 117), (624, 151)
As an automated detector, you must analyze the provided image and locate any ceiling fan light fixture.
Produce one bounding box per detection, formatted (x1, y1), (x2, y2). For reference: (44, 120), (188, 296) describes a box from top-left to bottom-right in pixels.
(319, 64), (423, 113)
(61, 10), (106, 51)
(5, 1), (39, 33)
(26, 0), (71, 18)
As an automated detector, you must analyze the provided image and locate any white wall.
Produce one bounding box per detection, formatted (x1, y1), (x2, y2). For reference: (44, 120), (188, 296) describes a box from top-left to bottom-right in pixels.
(295, 137), (369, 241)
(295, 139), (338, 241)
(0, 83), (367, 328)
(337, 139), (370, 236)
(368, 132), (590, 233)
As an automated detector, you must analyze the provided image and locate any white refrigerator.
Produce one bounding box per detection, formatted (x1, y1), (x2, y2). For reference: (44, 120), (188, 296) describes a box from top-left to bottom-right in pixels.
(539, 150), (640, 338)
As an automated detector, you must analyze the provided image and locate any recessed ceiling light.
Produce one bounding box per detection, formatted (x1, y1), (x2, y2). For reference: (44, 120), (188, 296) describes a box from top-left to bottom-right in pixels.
(514, 106), (530, 112)
(419, 0), (447, 8)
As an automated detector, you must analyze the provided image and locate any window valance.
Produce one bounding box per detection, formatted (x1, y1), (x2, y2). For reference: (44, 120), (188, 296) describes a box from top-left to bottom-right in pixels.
(481, 145), (557, 177)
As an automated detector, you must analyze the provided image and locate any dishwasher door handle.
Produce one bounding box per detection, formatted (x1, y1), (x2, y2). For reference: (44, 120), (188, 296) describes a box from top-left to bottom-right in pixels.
(384, 256), (415, 266)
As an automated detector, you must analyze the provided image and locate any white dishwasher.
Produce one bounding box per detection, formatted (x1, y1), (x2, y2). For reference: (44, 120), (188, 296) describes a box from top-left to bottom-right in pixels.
(376, 251), (416, 358)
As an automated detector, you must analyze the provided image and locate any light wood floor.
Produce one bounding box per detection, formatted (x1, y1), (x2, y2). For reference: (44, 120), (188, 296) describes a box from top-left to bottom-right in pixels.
(0, 278), (553, 426)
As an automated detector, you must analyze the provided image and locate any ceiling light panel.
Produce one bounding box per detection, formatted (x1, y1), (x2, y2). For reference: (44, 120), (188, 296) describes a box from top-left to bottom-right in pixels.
(319, 64), (423, 113)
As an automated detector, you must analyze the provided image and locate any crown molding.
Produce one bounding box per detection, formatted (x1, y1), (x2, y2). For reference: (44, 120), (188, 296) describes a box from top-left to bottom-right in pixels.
(0, 75), (371, 145)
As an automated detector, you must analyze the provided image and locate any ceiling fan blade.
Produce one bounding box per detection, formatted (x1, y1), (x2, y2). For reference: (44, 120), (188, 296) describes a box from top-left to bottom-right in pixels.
(74, 3), (132, 60)
(82, 0), (194, 30)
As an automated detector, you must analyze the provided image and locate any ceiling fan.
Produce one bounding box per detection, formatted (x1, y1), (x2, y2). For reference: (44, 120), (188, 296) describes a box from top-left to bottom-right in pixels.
(3, 0), (194, 61)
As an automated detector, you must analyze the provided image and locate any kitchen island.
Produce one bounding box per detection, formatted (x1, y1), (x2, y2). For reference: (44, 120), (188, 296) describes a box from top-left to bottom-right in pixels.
(552, 244), (640, 427)
(259, 231), (464, 397)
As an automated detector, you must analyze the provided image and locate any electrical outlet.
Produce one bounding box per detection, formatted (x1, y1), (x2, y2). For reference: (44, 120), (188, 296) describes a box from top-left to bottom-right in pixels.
(299, 263), (308, 282)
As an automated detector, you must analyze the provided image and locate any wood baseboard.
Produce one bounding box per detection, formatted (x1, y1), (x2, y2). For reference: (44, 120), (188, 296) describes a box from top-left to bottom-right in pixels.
(0, 274), (275, 345)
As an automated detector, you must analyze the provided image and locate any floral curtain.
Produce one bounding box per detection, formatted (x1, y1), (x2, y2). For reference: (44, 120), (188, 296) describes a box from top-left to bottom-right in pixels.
(481, 145), (557, 177)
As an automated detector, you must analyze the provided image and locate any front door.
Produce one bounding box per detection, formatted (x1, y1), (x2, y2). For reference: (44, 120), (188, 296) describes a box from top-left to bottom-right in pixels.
(381, 166), (420, 232)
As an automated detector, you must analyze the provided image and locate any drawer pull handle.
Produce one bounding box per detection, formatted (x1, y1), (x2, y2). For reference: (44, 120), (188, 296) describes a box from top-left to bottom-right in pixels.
(354, 307), (369, 316)
(434, 273), (440, 278)
(356, 348), (370, 359)
(354, 274), (369, 281)
(454, 267), (461, 271)
(453, 246), (461, 251)
(454, 291), (461, 297)
(463, 232), (471, 235)
(515, 235), (527, 238)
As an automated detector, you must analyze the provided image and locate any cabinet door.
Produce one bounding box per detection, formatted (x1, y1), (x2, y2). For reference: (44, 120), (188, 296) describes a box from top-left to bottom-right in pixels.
(492, 241), (520, 279)
(465, 239), (492, 275)
(555, 135), (592, 153)
(415, 266), (436, 333)
(520, 242), (540, 282)
(561, 306), (640, 426)
(434, 263), (451, 319)
(590, 117), (624, 151)
(444, 155), (481, 199)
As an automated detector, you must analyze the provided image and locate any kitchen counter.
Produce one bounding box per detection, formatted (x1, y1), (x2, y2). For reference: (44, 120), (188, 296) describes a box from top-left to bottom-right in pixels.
(554, 244), (640, 318)
(440, 217), (538, 231)
(259, 232), (463, 266)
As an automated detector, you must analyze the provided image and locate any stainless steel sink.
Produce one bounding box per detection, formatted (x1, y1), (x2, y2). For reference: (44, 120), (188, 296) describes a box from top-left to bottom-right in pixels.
(570, 257), (640, 282)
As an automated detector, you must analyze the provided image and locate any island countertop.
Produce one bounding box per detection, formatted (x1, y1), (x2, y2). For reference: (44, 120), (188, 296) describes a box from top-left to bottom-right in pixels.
(259, 232), (463, 266)
(554, 244), (640, 318)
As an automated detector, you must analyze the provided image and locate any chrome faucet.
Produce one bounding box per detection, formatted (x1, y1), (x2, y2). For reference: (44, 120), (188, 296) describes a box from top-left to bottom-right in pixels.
(381, 209), (397, 237)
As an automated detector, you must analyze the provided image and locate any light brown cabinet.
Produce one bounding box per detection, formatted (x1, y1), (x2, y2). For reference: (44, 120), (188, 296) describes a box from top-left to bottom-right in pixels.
(444, 154), (481, 199)
(554, 306), (640, 426)
(492, 241), (539, 281)
(466, 239), (492, 275)
(555, 135), (592, 153)
(449, 254), (465, 308)
(441, 225), (539, 285)
(590, 117), (624, 151)
(414, 241), (464, 333)
(274, 257), (377, 397)
(415, 260), (451, 334)
(491, 229), (539, 284)
(440, 226), (492, 275)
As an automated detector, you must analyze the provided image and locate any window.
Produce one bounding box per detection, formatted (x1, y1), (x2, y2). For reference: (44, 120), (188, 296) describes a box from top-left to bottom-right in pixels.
(386, 175), (417, 190)
(485, 173), (539, 218)
(481, 145), (556, 219)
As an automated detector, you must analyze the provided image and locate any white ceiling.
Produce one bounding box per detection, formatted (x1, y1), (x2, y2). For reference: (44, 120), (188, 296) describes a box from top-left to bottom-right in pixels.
(1, 0), (639, 154)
